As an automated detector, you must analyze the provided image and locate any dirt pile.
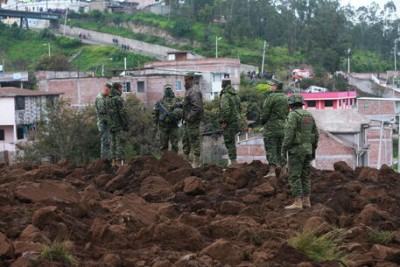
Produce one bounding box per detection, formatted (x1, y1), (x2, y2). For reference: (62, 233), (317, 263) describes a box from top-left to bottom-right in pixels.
(1, 152), (400, 266)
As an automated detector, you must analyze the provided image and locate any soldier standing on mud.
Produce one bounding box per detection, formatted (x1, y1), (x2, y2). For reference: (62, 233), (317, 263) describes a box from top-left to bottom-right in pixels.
(106, 82), (129, 167)
(261, 79), (289, 178)
(182, 72), (204, 168)
(282, 94), (319, 210)
(95, 82), (112, 159)
(219, 79), (242, 166)
(153, 84), (183, 153)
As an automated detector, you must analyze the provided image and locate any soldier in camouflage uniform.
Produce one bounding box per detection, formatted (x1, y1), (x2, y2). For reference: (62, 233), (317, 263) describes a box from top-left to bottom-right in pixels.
(261, 79), (289, 178)
(95, 82), (112, 159)
(106, 82), (129, 167)
(182, 72), (204, 168)
(219, 79), (241, 165)
(153, 84), (183, 153)
(282, 94), (319, 210)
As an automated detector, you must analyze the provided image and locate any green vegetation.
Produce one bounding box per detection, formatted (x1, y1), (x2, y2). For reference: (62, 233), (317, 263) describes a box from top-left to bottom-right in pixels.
(17, 95), (158, 165)
(368, 229), (394, 245)
(2, 0), (398, 76)
(65, 0), (397, 74)
(38, 241), (76, 265)
(288, 226), (347, 263)
(0, 21), (153, 75)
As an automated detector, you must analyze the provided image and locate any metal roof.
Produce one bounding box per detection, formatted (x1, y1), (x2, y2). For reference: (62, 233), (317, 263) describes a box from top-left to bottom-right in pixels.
(0, 87), (61, 98)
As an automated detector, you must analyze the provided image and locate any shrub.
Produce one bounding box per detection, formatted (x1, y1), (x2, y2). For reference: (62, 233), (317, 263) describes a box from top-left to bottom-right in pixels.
(288, 226), (346, 263)
(39, 241), (76, 265)
(368, 229), (394, 245)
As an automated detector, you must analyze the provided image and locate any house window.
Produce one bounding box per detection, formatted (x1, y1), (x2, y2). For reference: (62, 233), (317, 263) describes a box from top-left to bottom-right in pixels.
(17, 127), (24, 140)
(307, 100), (316, 108)
(175, 80), (182, 91)
(137, 81), (145, 93)
(363, 101), (369, 109)
(0, 129), (4, 141)
(325, 100), (333, 107)
(15, 96), (25, 110)
(124, 82), (131, 93)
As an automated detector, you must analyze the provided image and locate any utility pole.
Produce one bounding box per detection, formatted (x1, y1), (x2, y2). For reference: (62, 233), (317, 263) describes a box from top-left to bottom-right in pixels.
(63, 9), (68, 36)
(215, 36), (222, 58)
(261, 40), (266, 76)
(347, 48), (351, 73)
(395, 41), (397, 71)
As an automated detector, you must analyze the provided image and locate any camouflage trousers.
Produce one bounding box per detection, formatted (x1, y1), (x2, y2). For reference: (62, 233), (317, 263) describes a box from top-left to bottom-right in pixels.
(223, 122), (239, 160)
(160, 126), (179, 152)
(287, 152), (313, 197)
(110, 130), (127, 161)
(182, 121), (201, 157)
(98, 121), (111, 159)
(264, 133), (286, 167)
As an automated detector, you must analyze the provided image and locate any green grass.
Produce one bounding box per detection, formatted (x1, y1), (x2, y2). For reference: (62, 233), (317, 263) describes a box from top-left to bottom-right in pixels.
(0, 21), (154, 73)
(288, 226), (347, 263)
(39, 241), (76, 265)
(368, 229), (394, 245)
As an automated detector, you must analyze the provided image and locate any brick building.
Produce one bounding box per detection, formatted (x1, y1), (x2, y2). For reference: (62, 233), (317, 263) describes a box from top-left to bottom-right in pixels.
(301, 91), (357, 109)
(37, 52), (256, 106)
(235, 98), (398, 170)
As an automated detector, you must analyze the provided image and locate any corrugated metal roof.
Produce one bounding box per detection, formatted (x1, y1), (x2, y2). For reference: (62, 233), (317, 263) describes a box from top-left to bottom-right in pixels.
(0, 87), (61, 97)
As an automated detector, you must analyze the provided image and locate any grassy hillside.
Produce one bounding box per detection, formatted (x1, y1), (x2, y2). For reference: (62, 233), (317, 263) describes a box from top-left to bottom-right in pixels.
(0, 22), (154, 75)
(67, 11), (306, 72)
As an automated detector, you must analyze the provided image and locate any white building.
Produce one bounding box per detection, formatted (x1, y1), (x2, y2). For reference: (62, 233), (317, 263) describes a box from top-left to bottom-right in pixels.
(1, 0), (87, 13)
(0, 87), (60, 164)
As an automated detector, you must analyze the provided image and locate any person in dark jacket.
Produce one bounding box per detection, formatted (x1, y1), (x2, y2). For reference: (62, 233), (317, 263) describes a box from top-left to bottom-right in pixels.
(106, 82), (129, 167)
(282, 94), (319, 210)
(261, 79), (289, 178)
(219, 79), (241, 165)
(182, 72), (204, 168)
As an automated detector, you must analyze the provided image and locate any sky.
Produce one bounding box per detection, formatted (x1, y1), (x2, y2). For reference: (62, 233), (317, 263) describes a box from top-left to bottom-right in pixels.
(340, 0), (400, 16)
(340, 0), (396, 9)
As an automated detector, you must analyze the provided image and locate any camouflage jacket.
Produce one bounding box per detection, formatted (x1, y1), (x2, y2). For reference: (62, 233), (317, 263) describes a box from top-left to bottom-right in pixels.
(261, 90), (289, 136)
(95, 93), (108, 124)
(219, 85), (241, 124)
(183, 84), (204, 122)
(282, 107), (319, 155)
(105, 88), (128, 132)
(153, 96), (181, 128)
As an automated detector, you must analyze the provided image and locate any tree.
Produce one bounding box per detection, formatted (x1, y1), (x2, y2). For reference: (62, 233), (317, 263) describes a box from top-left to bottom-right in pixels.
(35, 55), (72, 71)
(125, 95), (159, 157)
(18, 99), (99, 165)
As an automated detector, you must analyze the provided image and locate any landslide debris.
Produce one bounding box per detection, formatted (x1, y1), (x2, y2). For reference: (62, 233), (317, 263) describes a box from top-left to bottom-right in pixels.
(1, 152), (400, 266)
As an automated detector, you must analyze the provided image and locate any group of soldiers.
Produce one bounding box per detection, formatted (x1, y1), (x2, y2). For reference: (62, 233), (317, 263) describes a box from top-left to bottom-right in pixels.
(261, 80), (319, 210)
(96, 73), (319, 211)
(95, 81), (128, 168)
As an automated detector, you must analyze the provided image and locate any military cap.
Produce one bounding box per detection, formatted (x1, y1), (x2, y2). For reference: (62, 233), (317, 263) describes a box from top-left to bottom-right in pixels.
(288, 94), (305, 105)
(105, 82), (112, 89)
(112, 82), (122, 89)
(164, 84), (173, 90)
(184, 72), (195, 78)
(267, 78), (283, 89)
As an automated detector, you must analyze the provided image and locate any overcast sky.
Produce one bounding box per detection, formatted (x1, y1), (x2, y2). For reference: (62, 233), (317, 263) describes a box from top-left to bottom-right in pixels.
(340, 0), (396, 9)
(340, 0), (399, 16)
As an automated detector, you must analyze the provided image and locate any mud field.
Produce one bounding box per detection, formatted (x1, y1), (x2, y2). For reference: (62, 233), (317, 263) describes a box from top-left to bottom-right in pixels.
(1, 152), (400, 266)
